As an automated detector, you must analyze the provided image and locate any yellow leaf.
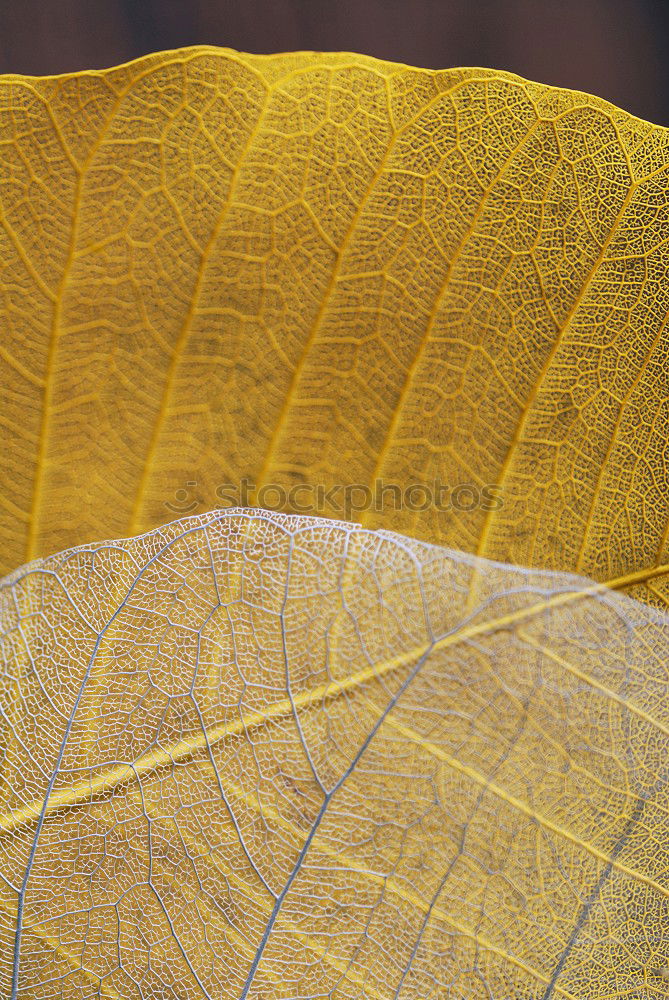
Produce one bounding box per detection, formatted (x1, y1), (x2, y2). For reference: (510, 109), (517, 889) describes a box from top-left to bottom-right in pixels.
(2, 47), (669, 1000)
(1, 47), (667, 604)
(2, 509), (669, 997)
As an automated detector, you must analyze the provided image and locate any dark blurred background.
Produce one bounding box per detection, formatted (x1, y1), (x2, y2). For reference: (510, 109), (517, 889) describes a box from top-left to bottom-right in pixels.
(0, 0), (667, 125)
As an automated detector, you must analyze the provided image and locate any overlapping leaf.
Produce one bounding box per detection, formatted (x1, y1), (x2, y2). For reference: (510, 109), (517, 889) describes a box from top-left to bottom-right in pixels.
(1, 47), (668, 602)
(2, 46), (669, 1000)
(1, 509), (669, 998)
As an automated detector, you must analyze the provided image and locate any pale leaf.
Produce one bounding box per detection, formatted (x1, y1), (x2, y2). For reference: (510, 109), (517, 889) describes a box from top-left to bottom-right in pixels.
(1, 509), (669, 998)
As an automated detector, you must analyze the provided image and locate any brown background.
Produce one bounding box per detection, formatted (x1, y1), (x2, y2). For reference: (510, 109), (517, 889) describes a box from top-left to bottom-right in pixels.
(0, 0), (667, 126)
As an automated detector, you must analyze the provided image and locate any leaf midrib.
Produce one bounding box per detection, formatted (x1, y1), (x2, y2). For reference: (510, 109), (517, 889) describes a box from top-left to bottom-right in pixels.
(2, 556), (667, 847)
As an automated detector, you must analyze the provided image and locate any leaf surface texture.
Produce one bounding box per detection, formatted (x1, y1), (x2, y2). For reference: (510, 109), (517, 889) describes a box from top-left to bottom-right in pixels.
(2, 508), (669, 998)
(0, 47), (668, 603)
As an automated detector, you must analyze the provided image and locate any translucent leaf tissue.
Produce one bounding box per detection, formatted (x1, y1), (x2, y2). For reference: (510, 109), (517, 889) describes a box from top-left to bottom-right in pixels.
(1, 47), (668, 999)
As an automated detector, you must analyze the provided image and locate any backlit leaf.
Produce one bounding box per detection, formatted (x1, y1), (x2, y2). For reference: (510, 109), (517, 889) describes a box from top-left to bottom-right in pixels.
(1, 47), (668, 603)
(2, 47), (669, 1000)
(2, 509), (669, 998)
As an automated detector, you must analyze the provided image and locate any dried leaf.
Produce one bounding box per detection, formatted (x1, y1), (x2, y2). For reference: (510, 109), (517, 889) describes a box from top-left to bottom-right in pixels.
(2, 47), (669, 999)
(2, 509), (669, 998)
